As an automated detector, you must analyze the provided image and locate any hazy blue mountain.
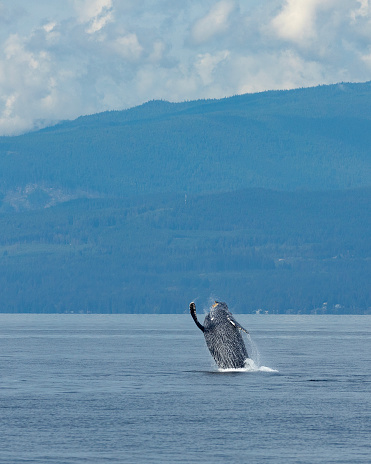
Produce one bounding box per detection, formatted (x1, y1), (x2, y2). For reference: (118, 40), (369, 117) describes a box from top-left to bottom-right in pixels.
(0, 82), (370, 313)
(0, 188), (369, 314)
(0, 81), (370, 206)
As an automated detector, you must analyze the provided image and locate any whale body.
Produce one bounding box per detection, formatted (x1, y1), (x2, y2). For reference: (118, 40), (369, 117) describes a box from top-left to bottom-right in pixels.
(190, 301), (249, 369)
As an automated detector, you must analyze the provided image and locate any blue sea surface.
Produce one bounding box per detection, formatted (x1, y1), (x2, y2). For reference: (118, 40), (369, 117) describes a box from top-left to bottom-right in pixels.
(0, 314), (370, 463)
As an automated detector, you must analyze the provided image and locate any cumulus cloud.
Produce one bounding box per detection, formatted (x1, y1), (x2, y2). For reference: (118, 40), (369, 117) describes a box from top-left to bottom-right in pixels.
(191, 0), (237, 44)
(351, 0), (370, 19)
(0, 0), (371, 135)
(195, 50), (230, 86)
(271, 0), (325, 44)
(114, 33), (143, 61)
(72, 0), (113, 33)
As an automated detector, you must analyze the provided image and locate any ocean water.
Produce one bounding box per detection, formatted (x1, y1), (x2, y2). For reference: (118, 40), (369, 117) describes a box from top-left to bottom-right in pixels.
(0, 314), (370, 464)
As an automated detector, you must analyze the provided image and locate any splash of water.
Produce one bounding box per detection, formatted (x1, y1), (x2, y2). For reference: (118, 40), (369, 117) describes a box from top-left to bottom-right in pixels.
(218, 333), (278, 373)
(218, 359), (278, 373)
(246, 333), (260, 366)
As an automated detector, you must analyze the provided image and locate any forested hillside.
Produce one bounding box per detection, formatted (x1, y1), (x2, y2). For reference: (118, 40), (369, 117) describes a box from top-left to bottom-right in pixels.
(0, 81), (370, 202)
(0, 82), (370, 313)
(0, 189), (370, 314)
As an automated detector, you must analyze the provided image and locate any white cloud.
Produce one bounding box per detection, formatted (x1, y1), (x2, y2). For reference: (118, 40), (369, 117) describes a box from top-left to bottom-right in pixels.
(361, 48), (371, 68)
(114, 33), (143, 61)
(72, 0), (113, 33)
(351, 0), (370, 19)
(73, 0), (112, 23)
(234, 50), (326, 94)
(191, 0), (237, 44)
(3, 93), (17, 118)
(0, 1), (371, 135)
(195, 50), (230, 86)
(271, 0), (337, 44)
(43, 22), (56, 33)
(148, 40), (166, 63)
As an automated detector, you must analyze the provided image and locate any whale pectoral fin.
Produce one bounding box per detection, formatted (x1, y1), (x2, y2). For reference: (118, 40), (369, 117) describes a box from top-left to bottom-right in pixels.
(228, 317), (236, 327)
(190, 301), (205, 332)
(227, 315), (249, 334)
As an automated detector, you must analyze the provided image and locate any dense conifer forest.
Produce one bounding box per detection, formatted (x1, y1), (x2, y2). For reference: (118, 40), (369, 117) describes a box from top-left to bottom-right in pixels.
(0, 82), (370, 313)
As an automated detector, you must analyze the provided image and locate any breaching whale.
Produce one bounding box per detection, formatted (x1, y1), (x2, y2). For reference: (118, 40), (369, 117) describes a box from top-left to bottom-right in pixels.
(190, 301), (249, 369)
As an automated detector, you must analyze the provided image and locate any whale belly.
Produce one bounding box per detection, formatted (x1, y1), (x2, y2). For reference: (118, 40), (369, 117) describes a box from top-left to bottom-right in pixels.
(204, 323), (248, 369)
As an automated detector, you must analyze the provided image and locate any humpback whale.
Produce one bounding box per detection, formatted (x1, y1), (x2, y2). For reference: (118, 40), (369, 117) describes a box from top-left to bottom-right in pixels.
(190, 301), (249, 369)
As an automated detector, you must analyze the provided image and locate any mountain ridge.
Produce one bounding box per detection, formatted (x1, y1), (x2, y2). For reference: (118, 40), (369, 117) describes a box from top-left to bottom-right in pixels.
(0, 81), (370, 313)
(1, 80), (370, 202)
(36, 80), (371, 134)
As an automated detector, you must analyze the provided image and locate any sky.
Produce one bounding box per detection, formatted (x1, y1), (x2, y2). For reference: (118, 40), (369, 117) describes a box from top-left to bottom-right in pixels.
(0, 0), (371, 135)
